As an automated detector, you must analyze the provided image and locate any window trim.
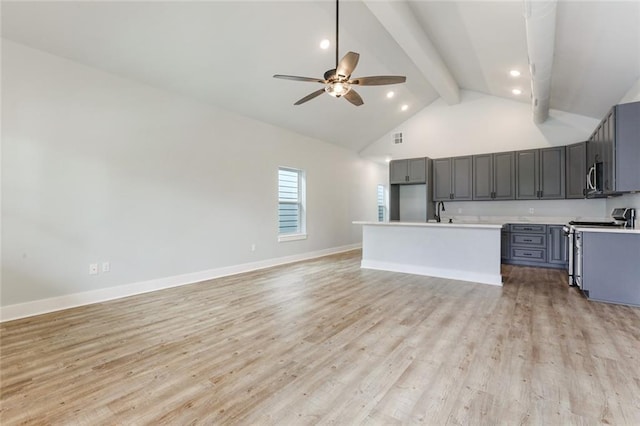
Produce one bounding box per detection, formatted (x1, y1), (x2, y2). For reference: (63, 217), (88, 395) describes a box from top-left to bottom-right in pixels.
(277, 166), (307, 242)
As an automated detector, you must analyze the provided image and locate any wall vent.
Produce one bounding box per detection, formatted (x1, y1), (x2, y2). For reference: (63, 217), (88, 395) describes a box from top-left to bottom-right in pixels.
(393, 132), (403, 144)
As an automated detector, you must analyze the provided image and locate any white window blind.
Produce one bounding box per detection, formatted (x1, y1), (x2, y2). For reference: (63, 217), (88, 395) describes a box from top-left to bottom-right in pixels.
(377, 184), (386, 222)
(278, 167), (305, 238)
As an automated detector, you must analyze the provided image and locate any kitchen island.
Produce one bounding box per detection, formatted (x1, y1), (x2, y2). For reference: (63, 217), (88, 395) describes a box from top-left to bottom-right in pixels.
(353, 221), (503, 286)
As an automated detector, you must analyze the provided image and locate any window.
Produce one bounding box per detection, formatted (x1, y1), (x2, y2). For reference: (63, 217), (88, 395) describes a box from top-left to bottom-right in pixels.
(377, 184), (386, 222)
(278, 167), (306, 241)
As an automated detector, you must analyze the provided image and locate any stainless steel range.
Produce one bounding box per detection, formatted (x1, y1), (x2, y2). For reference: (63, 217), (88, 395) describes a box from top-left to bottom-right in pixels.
(563, 208), (635, 287)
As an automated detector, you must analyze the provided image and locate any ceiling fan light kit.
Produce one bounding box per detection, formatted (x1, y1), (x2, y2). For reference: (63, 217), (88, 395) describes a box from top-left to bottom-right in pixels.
(274, 0), (406, 106)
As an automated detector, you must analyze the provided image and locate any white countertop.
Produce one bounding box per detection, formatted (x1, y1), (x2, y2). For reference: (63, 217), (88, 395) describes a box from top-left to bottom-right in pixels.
(573, 226), (640, 234)
(354, 216), (639, 234)
(353, 221), (502, 230)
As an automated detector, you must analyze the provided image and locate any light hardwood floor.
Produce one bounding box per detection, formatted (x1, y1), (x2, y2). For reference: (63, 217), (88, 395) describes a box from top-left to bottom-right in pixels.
(1, 250), (639, 425)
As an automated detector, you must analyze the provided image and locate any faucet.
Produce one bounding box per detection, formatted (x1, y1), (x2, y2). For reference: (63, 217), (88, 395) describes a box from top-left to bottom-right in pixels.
(436, 201), (445, 223)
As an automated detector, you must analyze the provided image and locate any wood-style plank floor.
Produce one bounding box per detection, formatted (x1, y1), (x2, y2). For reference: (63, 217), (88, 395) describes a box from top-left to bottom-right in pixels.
(1, 250), (639, 425)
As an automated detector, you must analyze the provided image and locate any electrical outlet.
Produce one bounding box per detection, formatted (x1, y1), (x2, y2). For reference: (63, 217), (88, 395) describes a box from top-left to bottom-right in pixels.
(529, 208), (535, 214)
(89, 263), (99, 275)
(102, 262), (110, 273)
(457, 208), (462, 214)
(251, 244), (256, 252)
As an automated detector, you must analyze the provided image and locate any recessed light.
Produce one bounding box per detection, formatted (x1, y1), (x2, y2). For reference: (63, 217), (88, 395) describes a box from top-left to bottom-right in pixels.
(512, 89), (522, 95)
(401, 104), (409, 111)
(320, 39), (330, 50)
(386, 91), (395, 99)
(510, 70), (521, 77)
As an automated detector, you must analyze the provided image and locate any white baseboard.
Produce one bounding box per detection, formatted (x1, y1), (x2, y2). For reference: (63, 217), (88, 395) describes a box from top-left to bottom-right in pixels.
(0, 244), (361, 322)
(361, 260), (503, 287)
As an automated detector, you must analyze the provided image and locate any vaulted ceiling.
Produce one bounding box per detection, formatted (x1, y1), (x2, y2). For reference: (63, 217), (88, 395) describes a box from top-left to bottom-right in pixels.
(2, 1), (639, 152)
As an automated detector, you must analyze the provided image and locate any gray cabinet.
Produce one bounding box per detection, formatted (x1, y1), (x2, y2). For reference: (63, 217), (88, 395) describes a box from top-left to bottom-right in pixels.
(433, 156), (473, 201)
(586, 101), (640, 196)
(516, 147), (565, 200)
(566, 142), (587, 199)
(515, 150), (539, 199)
(433, 158), (452, 200)
(390, 158), (426, 184)
(582, 231), (640, 307)
(547, 225), (568, 265)
(540, 147), (566, 199)
(502, 223), (567, 270)
(473, 152), (515, 200)
(390, 160), (408, 184)
(501, 226), (510, 261)
(510, 223), (547, 264)
(389, 158), (434, 222)
(613, 102), (640, 193)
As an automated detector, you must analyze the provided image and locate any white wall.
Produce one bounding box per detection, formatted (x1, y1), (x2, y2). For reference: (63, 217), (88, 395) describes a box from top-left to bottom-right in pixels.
(1, 40), (386, 308)
(360, 90), (600, 160)
(360, 90), (607, 219)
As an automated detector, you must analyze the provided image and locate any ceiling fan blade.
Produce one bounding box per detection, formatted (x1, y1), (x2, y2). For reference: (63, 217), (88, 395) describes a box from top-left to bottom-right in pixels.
(336, 51), (360, 78)
(273, 74), (325, 83)
(349, 76), (407, 86)
(344, 89), (364, 106)
(294, 88), (326, 105)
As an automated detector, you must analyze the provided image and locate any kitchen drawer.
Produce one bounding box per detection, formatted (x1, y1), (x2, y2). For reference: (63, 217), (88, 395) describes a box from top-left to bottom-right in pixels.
(511, 248), (547, 262)
(510, 224), (546, 233)
(511, 233), (546, 248)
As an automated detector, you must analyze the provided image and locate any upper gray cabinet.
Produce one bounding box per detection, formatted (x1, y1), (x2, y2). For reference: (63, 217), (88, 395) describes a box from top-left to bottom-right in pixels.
(566, 142), (587, 199)
(540, 147), (566, 199)
(586, 101), (640, 196)
(516, 147), (565, 200)
(515, 150), (540, 199)
(433, 158), (452, 200)
(433, 156), (473, 201)
(473, 152), (515, 200)
(612, 102), (640, 192)
(389, 158), (426, 184)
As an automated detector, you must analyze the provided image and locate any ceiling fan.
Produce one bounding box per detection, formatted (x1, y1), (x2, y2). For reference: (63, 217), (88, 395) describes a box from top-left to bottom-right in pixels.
(273, 0), (406, 107)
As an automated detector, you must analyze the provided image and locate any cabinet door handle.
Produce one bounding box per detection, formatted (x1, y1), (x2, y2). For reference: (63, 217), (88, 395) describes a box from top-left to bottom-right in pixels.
(524, 239), (532, 242)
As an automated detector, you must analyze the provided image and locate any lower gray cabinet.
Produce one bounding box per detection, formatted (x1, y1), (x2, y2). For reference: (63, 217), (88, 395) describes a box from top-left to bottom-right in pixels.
(547, 225), (569, 265)
(582, 231), (640, 306)
(502, 223), (567, 270)
(510, 224), (547, 264)
(501, 226), (510, 261)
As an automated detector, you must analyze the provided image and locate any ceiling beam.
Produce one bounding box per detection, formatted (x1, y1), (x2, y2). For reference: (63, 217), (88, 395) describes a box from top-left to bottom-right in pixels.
(524, 0), (558, 124)
(363, 0), (460, 105)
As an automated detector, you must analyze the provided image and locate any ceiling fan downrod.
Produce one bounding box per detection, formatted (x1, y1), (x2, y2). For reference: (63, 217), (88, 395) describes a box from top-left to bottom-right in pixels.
(335, 0), (339, 69)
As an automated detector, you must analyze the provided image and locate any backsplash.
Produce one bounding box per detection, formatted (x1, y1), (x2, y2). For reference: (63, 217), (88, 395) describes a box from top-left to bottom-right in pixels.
(606, 192), (640, 212)
(437, 198), (607, 221)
